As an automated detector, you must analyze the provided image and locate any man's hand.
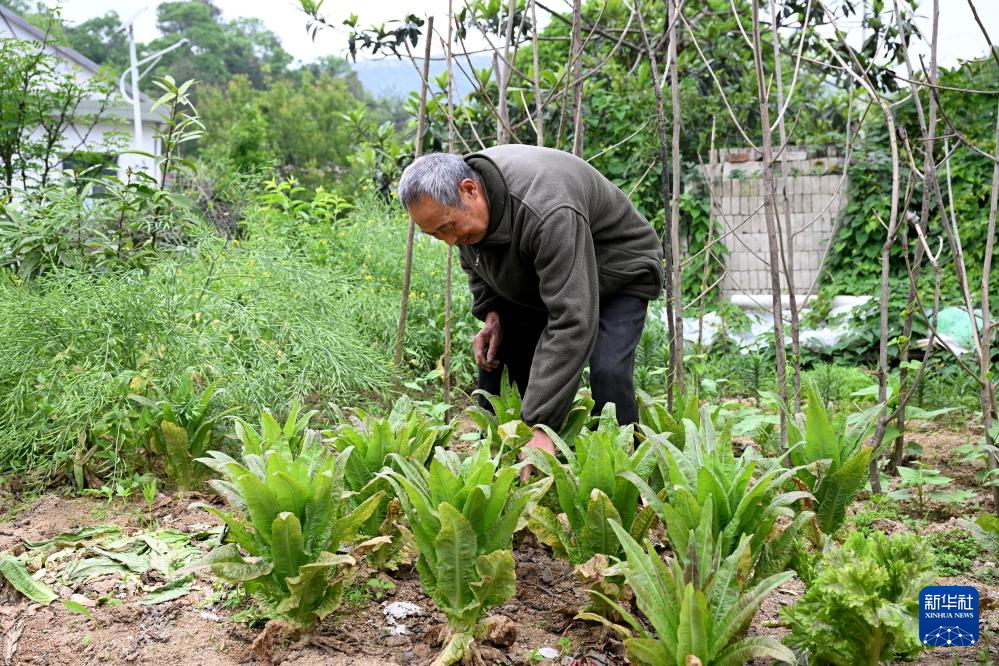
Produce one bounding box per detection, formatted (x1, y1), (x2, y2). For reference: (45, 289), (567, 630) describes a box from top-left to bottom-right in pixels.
(472, 310), (502, 370)
(519, 428), (556, 482)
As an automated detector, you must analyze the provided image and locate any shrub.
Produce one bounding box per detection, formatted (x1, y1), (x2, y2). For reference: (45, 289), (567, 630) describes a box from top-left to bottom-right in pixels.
(0, 240), (392, 480)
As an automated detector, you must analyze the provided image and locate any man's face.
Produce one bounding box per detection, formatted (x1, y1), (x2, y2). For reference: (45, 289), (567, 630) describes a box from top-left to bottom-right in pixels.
(407, 177), (490, 246)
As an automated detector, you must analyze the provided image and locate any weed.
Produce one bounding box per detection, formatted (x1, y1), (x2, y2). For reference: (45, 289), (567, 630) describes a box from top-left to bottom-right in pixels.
(851, 496), (903, 537)
(346, 576), (396, 607)
(141, 479), (157, 525)
(927, 529), (986, 578)
(889, 464), (977, 514)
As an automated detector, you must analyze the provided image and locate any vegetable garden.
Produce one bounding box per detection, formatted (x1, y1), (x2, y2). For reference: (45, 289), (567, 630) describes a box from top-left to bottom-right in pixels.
(1, 0), (998, 665)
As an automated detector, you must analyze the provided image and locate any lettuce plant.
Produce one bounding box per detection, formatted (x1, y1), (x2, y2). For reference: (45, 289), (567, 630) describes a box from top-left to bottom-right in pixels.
(636, 388), (702, 449)
(183, 414), (383, 635)
(330, 396), (452, 494)
(468, 369), (595, 451)
(384, 445), (551, 664)
(524, 413), (658, 564)
(231, 401), (319, 458)
(579, 508), (795, 666)
(628, 415), (812, 578)
(328, 397), (452, 565)
(787, 382), (873, 534)
(782, 531), (935, 665)
(129, 370), (235, 490)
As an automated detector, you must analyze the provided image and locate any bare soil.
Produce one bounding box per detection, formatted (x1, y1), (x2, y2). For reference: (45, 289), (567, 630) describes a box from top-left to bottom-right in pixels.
(1, 422), (997, 666)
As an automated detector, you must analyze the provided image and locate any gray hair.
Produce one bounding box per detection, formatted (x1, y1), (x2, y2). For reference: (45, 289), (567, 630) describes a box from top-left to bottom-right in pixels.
(397, 152), (481, 209)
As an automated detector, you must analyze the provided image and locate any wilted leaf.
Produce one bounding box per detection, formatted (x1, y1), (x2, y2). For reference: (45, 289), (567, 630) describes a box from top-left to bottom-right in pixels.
(0, 555), (57, 604)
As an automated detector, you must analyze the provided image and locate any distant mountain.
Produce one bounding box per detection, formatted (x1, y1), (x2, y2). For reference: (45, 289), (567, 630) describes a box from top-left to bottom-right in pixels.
(353, 54), (491, 100)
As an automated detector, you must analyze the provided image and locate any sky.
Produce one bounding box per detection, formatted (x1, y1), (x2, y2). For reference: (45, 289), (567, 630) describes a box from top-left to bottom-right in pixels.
(48, 0), (999, 68)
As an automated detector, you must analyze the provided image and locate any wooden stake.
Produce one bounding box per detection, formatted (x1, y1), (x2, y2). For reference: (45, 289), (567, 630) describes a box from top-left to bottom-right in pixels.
(395, 16), (435, 369)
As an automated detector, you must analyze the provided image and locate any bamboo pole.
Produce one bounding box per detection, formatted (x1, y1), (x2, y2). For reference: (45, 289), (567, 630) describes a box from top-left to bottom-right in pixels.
(444, 6), (455, 405)
(669, 0), (684, 395)
(635, 0), (677, 410)
(395, 16), (435, 369)
(751, 0), (789, 450)
(531, 0), (544, 146)
(771, 0), (803, 413)
(498, 0), (516, 143)
(570, 0), (584, 156)
(891, 0), (938, 472)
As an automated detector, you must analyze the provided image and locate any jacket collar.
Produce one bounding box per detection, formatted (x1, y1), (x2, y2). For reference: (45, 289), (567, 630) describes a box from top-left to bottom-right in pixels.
(465, 152), (512, 247)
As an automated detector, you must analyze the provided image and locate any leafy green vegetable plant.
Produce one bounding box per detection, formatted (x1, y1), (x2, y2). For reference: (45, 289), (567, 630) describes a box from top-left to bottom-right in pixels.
(578, 509), (795, 666)
(468, 370), (595, 452)
(384, 445), (551, 664)
(183, 411), (383, 636)
(330, 396), (452, 494)
(636, 388), (706, 449)
(782, 531), (935, 665)
(129, 370), (236, 490)
(231, 401), (319, 458)
(524, 413), (657, 564)
(786, 382), (874, 535)
(328, 396), (452, 565)
(627, 414), (811, 573)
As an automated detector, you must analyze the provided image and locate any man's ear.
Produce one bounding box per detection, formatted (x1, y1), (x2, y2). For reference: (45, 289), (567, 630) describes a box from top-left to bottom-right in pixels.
(459, 177), (479, 202)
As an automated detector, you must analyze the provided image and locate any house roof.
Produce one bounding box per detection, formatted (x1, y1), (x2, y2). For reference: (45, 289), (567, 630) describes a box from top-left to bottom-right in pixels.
(0, 4), (155, 106)
(0, 4), (105, 74)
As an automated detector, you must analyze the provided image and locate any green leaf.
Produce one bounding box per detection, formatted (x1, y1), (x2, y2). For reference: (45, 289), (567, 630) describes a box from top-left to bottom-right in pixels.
(804, 382), (839, 467)
(236, 472), (280, 546)
(271, 512), (307, 582)
(161, 420), (196, 488)
(0, 555), (57, 604)
(607, 521), (675, 644)
(434, 503), (478, 626)
(624, 637), (672, 666)
(177, 543), (272, 581)
(677, 584), (709, 664)
(526, 505), (571, 561)
(469, 549), (516, 611)
(62, 599), (94, 619)
(329, 490), (385, 551)
(284, 552), (355, 629)
(713, 636), (796, 666)
(815, 447), (871, 534)
(580, 489), (623, 559)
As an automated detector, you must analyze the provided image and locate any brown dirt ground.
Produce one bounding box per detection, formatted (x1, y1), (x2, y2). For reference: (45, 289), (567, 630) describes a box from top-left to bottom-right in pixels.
(1, 421), (997, 665)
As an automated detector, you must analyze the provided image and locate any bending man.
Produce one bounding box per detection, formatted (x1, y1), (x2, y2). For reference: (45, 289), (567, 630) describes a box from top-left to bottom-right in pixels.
(397, 145), (664, 464)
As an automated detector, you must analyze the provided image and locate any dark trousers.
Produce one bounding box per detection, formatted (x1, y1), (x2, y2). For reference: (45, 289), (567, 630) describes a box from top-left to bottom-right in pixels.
(478, 295), (649, 426)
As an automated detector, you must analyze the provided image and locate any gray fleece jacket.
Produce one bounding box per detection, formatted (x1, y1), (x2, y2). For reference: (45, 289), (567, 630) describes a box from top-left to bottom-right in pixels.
(458, 145), (664, 430)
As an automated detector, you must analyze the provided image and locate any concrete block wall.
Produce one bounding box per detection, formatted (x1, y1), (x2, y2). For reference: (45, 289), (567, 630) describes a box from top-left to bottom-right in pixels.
(704, 146), (847, 298)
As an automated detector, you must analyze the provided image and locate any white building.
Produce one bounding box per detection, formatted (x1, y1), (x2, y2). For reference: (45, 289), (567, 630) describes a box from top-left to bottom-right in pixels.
(0, 5), (162, 183)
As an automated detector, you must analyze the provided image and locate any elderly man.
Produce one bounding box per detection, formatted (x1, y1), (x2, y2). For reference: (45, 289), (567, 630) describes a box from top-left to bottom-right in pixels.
(397, 145), (663, 463)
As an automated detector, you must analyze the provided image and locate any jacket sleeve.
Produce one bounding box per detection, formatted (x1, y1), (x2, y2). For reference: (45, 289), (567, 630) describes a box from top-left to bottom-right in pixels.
(520, 208), (599, 430)
(459, 250), (504, 321)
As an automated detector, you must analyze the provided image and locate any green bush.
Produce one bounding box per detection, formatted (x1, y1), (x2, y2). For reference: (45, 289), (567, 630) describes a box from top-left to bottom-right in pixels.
(0, 239), (392, 480)
(245, 192), (479, 391)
